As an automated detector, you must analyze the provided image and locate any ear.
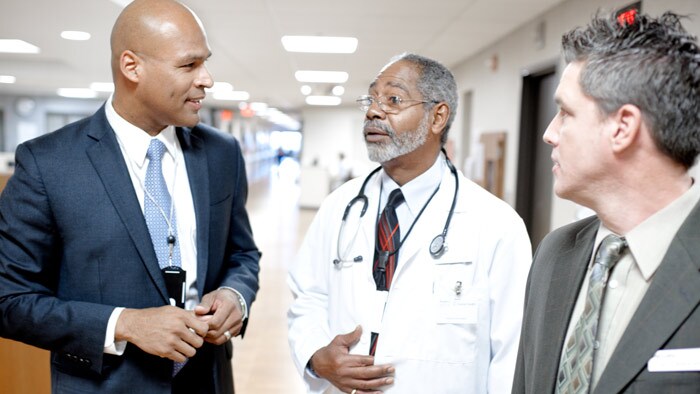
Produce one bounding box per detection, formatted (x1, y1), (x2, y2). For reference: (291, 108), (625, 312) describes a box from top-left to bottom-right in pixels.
(120, 50), (141, 83)
(429, 102), (450, 137)
(609, 103), (642, 153)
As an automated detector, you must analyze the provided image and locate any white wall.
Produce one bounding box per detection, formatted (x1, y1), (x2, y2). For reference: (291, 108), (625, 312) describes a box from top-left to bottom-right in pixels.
(300, 106), (374, 177)
(447, 0), (700, 230)
(0, 95), (104, 151)
(298, 0), (700, 232)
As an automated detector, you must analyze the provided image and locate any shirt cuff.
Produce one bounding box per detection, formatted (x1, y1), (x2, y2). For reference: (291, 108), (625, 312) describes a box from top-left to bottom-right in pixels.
(306, 359), (320, 378)
(219, 287), (248, 320)
(104, 307), (127, 355)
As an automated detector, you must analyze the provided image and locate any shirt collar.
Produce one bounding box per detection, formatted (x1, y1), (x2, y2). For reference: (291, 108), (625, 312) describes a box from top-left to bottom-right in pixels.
(594, 179), (700, 280)
(105, 94), (179, 168)
(379, 153), (445, 215)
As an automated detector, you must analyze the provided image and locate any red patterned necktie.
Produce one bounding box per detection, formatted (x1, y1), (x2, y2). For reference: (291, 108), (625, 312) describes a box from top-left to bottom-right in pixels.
(370, 188), (404, 355)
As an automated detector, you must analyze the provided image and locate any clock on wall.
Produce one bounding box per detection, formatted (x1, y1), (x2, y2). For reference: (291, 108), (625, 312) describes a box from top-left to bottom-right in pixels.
(14, 97), (36, 117)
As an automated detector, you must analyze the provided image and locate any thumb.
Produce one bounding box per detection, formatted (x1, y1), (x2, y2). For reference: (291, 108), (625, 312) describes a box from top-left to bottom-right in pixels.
(195, 296), (214, 316)
(336, 325), (363, 347)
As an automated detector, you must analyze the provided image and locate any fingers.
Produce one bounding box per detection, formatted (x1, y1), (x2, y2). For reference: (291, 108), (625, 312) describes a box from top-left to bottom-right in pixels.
(311, 331), (394, 392)
(116, 306), (214, 361)
(343, 374), (393, 393)
(196, 289), (242, 344)
(203, 315), (242, 345)
(332, 362), (395, 393)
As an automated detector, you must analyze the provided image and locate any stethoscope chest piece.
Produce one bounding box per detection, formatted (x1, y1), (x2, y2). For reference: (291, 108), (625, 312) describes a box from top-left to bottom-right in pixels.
(429, 234), (446, 258)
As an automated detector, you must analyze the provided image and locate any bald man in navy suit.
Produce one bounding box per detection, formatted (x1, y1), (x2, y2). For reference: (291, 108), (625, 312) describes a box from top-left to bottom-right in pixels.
(0, 1), (260, 393)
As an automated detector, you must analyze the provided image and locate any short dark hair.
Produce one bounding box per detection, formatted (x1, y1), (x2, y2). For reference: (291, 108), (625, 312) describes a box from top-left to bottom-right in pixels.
(562, 12), (700, 168)
(388, 53), (458, 146)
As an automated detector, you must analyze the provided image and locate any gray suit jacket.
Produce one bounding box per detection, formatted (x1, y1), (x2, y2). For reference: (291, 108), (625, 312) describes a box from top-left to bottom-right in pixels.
(512, 202), (700, 393)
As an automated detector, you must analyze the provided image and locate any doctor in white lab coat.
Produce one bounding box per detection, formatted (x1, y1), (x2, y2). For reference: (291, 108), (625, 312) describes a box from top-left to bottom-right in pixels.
(288, 53), (532, 394)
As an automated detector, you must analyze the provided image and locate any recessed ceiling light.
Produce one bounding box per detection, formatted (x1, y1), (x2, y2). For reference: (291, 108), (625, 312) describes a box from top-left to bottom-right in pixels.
(0, 39), (40, 54)
(57, 88), (97, 99)
(300, 85), (312, 95)
(0, 75), (16, 84)
(61, 31), (91, 41)
(89, 82), (114, 92)
(295, 70), (348, 83)
(109, 0), (133, 7)
(281, 36), (358, 54)
(305, 96), (341, 106)
(332, 86), (345, 96)
(213, 91), (250, 101)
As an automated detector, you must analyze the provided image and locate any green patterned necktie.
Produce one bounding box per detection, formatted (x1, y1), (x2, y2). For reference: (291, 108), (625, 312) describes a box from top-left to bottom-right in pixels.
(555, 234), (627, 394)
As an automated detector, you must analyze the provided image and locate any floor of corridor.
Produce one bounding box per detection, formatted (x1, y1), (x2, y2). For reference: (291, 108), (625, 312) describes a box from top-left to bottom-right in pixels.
(231, 159), (313, 393)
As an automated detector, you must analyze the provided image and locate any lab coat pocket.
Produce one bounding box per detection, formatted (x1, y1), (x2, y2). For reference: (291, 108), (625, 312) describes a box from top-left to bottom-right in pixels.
(424, 261), (479, 364)
(433, 261), (476, 325)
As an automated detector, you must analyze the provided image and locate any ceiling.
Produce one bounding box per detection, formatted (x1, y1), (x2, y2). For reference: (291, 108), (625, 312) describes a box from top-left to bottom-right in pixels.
(0, 0), (567, 116)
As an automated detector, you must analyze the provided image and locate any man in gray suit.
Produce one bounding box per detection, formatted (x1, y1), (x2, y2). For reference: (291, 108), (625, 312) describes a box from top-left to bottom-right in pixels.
(512, 11), (700, 394)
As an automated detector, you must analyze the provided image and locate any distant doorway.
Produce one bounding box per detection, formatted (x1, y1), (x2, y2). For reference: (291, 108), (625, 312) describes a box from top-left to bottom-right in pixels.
(460, 90), (473, 173)
(516, 68), (557, 250)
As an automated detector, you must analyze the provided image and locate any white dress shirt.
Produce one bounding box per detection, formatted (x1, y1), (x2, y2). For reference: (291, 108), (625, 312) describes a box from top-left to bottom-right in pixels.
(102, 96), (198, 354)
(562, 180), (700, 389)
(378, 154), (445, 232)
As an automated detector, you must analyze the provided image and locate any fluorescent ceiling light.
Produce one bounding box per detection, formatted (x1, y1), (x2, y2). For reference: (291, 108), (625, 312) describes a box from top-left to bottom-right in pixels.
(0, 75), (16, 84)
(305, 96), (341, 106)
(295, 70), (348, 83)
(281, 36), (358, 54)
(206, 82), (234, 92)
(250, 102), (268, 113)
(61, 31), (91, 41)
(90, 82), (114, 92)
(213, 91), (250, 101)
(57, 88), (97, 99)
(0, 39), (40, 54)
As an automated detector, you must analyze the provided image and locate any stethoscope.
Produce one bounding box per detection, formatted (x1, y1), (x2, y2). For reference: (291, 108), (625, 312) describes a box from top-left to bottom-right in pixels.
(333, 149), (459, 267)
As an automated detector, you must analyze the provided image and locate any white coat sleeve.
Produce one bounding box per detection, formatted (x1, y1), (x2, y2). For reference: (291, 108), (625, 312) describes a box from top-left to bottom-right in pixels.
(487, 212), (533, 393)
(287, 202), (335, 393)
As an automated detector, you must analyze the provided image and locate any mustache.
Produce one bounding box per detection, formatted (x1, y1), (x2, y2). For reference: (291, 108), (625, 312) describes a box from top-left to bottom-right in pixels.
(363, 120), (394, 137)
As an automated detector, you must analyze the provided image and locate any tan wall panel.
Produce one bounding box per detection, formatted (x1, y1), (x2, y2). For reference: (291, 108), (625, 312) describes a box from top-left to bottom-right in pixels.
(0, 338), (50, 393)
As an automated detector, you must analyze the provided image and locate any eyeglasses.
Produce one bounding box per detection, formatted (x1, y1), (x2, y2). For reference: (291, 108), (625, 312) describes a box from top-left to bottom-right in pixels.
(356, 95), (439, 114)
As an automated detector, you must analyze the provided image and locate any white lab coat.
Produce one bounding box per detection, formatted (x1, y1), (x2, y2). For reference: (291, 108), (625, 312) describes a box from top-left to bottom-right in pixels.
(288, 164), (532, 393)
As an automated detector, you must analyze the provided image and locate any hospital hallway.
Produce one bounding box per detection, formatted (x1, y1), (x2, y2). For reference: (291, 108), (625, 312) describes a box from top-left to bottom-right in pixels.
(231, 158), (312, 393)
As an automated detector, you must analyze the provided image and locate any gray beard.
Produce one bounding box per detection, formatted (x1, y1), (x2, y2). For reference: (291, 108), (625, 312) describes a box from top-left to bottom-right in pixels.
(365, 115), (429, 163)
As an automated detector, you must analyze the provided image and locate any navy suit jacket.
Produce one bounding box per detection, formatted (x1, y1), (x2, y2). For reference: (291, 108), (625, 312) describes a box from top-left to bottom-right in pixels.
(0, 106), (261, 393)
(512, 204), (700, 393)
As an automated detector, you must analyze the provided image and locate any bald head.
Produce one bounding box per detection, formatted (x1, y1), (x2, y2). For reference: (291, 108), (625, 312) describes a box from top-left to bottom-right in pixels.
(110, 0), (206, 77)
(108, 0), (213, 134)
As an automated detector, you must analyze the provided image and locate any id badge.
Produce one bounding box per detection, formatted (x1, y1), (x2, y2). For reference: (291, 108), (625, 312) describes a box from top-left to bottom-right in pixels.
(162, 266), (186, 308)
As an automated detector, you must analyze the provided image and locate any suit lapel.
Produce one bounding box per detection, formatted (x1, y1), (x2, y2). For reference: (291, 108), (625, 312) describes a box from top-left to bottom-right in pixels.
(538, 219), (599, 391)
(594, 202), (700, 394)
(85, 107), (169, 303)
(177, 127), (210, 296)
